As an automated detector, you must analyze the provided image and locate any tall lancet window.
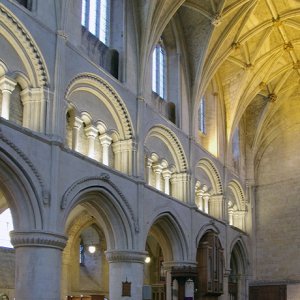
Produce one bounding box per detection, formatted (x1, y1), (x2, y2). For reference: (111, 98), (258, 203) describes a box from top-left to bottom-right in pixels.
(81, 0), (110, 45)
(152, 42), (167, 99)
(198, 96), (206, 134)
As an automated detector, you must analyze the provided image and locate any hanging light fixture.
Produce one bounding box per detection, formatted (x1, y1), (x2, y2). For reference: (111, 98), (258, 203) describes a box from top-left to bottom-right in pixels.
(88, 245), (96, 253)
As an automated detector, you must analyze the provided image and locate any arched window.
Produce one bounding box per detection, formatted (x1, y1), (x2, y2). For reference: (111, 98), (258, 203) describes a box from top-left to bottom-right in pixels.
(198, 96), (206, 134)
(152, 43), (167, 99)
(232, 128), (240, 172)
(81, 0), (110, 45)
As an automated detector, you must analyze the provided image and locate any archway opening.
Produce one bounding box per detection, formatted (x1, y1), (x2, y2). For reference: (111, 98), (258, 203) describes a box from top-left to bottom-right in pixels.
(196, 231), (224, 300)
(0, 188), (15, 299)
(62, 204), (110, 300)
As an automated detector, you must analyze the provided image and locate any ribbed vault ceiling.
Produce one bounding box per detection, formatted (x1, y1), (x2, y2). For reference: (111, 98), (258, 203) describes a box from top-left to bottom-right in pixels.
(135, 0), (300, 157)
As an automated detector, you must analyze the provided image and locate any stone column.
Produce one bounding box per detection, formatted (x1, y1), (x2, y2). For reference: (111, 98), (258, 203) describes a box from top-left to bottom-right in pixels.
(84, 125), (98, 159)
(20, 87), (47, 131)
(0, 76), (16, 120)
(99, 133), (112, 166)
(171, 173), (190, 203)
(233, 210), (246, 231)
(112, 139), (133, 174)
(209, 194), (224, 220)
(228, 207), (234, 226)
(105, 250), (146, 299)
(152, 163), (163, 191)
(72, 116), (84, 152)
(203, 194), (210, 214)
(162, 169), (172, 195)
(10, 231), (67, 300)
(146, 157), (154, 185)
(20, 87), (31, 129)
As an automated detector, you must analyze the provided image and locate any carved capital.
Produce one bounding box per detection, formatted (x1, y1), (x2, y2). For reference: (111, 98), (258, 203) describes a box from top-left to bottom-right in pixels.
(10, 231), (67, 250)
(105, 250), (147, 264)
(0, 75), (16, 93)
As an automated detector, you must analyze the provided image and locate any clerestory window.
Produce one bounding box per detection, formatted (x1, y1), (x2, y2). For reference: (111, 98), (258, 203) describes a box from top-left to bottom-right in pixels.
(152, 43), (167, 99)
(81, 0), (110, 45)
(198, 96), (206, 134)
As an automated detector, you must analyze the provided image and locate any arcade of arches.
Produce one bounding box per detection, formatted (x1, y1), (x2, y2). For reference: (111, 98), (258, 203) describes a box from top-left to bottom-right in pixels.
(0, 0), (300, 299)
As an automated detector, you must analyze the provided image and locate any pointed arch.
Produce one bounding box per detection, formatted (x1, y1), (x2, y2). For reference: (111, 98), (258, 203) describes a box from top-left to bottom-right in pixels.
(195, 221), (224, 249)
(145, 211), (189, 261)
(60, 174), (136, 249)
(145, 125), (188, 172)
(65, 73), (134, 140)
(0, 4), (49, 87)
(0, 137), (44, 230)
(197, 158), (223, 194)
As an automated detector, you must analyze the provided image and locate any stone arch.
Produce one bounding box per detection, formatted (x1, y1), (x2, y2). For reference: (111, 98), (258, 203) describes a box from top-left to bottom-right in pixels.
(145, 211), (189, 261)
(228, 180), (246, 211)
(229, 238), (249, 272)
(229, 238), (249, 299)
(60, 175), (136, 250)
(65, 73), (134, 140)
(0, 4), (49, 87)
(197, 158), (223, 194)
(145, 125), (188, 173)
(0, 141), (43, 231)
(195, 222), (224, 249)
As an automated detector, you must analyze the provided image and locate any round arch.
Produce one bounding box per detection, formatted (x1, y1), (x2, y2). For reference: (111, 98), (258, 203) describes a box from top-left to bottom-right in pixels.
(197, 158), (223, 194)
(65, 73), (134, 141)
(0, 4), (49, 87)
(145, 125), (188, 173)
(228, 180), (246, 210)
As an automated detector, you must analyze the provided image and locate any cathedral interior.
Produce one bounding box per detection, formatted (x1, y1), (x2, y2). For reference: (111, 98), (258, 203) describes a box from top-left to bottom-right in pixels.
(0, 0), (300, 299)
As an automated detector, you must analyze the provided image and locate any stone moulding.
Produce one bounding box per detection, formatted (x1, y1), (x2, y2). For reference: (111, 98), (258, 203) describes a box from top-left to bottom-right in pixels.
(0, 128), (49, 205)
(61, 173), (139, 232)
(65, 73), (134, 140)
(105, 250), (147, 263)
(0, 4), (49, 87)
(146, 125), (188, 173)
(10, 231), (67, 250)
(198, 158), (223, 194)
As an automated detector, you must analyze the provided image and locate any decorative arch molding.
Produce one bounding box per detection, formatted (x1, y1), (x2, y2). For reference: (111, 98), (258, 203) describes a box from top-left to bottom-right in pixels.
(145, 210), (189, 261)
(0, 4), (49, 87)
(228, 180), (246, 210)
(65, 73), (134, 140)
(0, 128), (48, 205)
(145, 125), (188, 172)
(198, 158), (223, 194)
(61, 173), (138, 234)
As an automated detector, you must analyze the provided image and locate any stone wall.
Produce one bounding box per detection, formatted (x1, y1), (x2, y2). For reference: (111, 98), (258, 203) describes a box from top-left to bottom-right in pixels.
(0, 247), (15, 299)
(256, 127), (300, 281)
